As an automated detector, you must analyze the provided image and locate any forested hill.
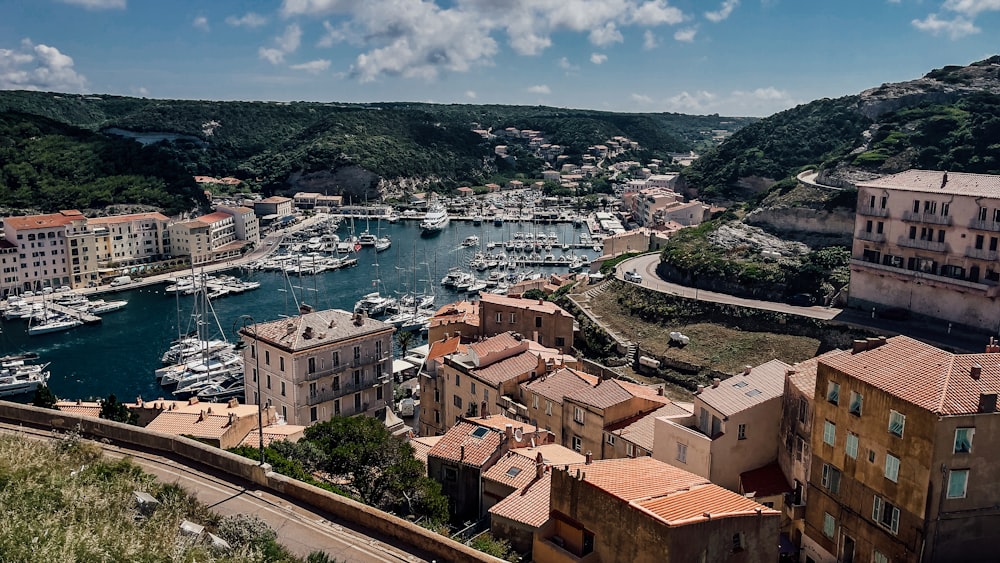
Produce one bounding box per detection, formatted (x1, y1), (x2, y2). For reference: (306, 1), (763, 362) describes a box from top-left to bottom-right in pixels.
(0, 91), (751, 211)
(683, 56), (1000, 201)
(0, 111), (205, 215)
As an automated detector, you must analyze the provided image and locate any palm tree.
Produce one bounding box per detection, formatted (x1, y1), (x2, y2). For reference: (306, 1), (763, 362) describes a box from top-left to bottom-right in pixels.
(396, 330), (415, 358)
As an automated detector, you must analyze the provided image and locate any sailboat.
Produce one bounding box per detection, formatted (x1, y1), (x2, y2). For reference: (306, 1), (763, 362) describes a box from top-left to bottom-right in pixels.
(27, 293), (82, 336)
(353, 242), (397, 317)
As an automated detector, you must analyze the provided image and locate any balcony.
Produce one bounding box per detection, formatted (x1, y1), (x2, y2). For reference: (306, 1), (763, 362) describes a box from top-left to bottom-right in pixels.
(857, 204), (889, 218)
(965, 247), (999, 261)
(307, 377), (385, 406)
(902, 210), (952, 226)
(350, 351), (392, 368)
(304, 362), (348, 382)
(851, 259), (994, 293)
(969, 219), (1000, 233)
(856, 231), (886, 243)
(783, 492), (805, 520)
(896, 236), (949, 253)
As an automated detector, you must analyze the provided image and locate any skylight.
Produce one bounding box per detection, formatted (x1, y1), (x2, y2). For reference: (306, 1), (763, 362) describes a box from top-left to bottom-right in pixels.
(746, 389), (762, 397)
(471, 427), (490, 439)
(733, 381), (749, 388)
(506, 466), (522, 478)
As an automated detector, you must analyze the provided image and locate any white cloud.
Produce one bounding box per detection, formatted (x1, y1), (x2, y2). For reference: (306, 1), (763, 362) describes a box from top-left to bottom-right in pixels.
(630, 93), (653, 104)
(259, 24), (303, 65)
(131, 86), (149, 96)
(558, 57), (580, 71)
(56, 0), (125, 9)
(660, 86), (797, 116)
(527, 84), (551, 94)
(465, 90), (476, 99)
(643, 30), (659, 49)
(705, 0), (739, 22)
(590, 53), (608, 64)
(673, 27), (697, 42)
(226, 12), (268, 28)
(290, 59), (332, 73)
(911, 14), (980, 38)
(192, 16), (209, 31)
(284, 0), (692, 81)
(942, 0), (1000, 16)
(0, 39), (88, 92)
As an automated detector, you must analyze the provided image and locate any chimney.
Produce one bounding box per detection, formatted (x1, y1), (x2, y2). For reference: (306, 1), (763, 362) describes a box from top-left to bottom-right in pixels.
(941, 171), (949, 189)
(505, 424), (513, 441)
(971, 362), (982, 380)
(197, 410), (205, 422)
(978, 393), (997, 414)
(696, 385), (705, 394)
(460, 445), (465, 461)
(536, 452), (545, 479)
(538, 299), (544, 305)
(575, 468), (581, 480)
(481, 401), (488, 418)
(743, 365), (752, 376)
(785, 369), (797, 378)
(852, 339), (868, 354)
(712, 378), (721, 388)
(657, 386), (664, 396)
(227, 398), (239, 409)
(299, 303), (313, 315)
(585, 451), (593, 465)
(303, 326), (314, 339)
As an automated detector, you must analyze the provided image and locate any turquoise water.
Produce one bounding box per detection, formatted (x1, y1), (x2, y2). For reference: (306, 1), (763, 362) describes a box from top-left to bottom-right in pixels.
(1, 219), (592, 402)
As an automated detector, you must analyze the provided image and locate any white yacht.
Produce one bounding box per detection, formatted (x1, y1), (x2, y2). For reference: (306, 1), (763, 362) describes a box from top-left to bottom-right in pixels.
(419, 204), (449, 235)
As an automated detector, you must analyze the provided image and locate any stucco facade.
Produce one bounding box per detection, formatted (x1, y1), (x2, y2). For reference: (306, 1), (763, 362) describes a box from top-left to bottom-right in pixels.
(477, 294), (575, 353)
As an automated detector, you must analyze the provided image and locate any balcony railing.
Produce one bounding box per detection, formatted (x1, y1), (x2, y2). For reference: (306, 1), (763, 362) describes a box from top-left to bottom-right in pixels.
(304, 362), (349, 382)
(856, 204), (889, 218)
(307, 377), (385, 406)
(350, 351), (391, 368)
(969, 219), (1000, 233)
(902, 210), (952, 226)
(965, 247), (999, 261)
(896, 236), (949, 253)
(856, 231), (886, 243)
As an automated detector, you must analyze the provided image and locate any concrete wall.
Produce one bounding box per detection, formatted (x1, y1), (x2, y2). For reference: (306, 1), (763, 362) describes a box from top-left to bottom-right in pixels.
(653, 415), (711, 479)
(0, 402), (499, 563)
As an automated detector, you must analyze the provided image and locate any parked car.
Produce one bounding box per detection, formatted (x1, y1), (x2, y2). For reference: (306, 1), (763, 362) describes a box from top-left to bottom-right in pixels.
(624, 270), (643, 283)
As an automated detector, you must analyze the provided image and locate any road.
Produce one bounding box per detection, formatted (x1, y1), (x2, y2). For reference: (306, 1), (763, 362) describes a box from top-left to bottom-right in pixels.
(615, 253), (992, 353)
(0, 422), (429, 563)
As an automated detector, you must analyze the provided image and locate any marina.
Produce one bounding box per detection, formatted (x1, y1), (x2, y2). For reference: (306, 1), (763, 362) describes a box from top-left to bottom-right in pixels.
(0, 217), (598, 403)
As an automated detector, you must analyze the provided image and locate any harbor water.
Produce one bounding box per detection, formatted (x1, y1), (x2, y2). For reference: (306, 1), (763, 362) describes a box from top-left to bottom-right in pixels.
(0, 219), (595, 402)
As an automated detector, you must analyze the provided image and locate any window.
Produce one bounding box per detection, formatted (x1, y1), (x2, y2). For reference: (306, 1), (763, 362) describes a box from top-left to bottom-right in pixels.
(821, 464), (842, 494)
(332, 351), (339, 366)
(795, 437), (804, 461)
(265, 350), (270, 365)
(865, 220), (873, 233)
(937, 230), (946, 243)
(924, 200), (937, 214)
(534, 316), (542, 328)
(280, 381), (286, 397)
(376, 385), (383, 401)
(823, 420), (836, 446)
(737, 424), (746, 440)
(266, 374), (271, 390)
(574, 406), (584, 423)
(532, 394), (539, 409)
(545, 401), (552, 416)
(947, 469), (969, 499)
(453, 395), (462, 408)
(869, 449), (876, 463)
(732, 532), (744, 552)
(626, 443), (635, 457)
(555, 336), (565, 348)
(908, 226), (917, 240)
(884, 453), (900, 482)
(846, 432), (859, 459)
(954, 428), (974, 453)
(470, 382), (476, 395)
(310, 406), (317, 422)
(455, 373), (460, 386)
(307, 357), (316, 373)
(888, 410), (905, 437)
(995, 208), (1000, 223)
(827, 381), (840, 405)
(880, 196), (888, 208)
(822, 513), (836, 538)
(798, 397), (808, 423)
(606, 433), (616, 445)
(877, 221), (884, 234)
(444, 467), (457, 481)
(872, 496), (900, 534)
(980, 206), (989, 221)
(874, 550), (889, 563)
(572, 435), (582, 452)
(676, 442), (687, 463)
(849, 391), (863, 416)
(976, 234), (985, 250)
(912, 200), (921, 213)
(941, 202), (950, 216)
(495, 312), (502, 324)
(509, 313), (516, 323)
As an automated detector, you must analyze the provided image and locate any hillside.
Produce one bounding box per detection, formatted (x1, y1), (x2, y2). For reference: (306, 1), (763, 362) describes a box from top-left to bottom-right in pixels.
(683, 56), (1000, 201)
(0, 92), (750, 209)
(0, 111), (206, 214)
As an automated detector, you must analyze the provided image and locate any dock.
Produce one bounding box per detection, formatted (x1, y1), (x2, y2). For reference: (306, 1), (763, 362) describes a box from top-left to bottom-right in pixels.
(43, 301), (102, 325)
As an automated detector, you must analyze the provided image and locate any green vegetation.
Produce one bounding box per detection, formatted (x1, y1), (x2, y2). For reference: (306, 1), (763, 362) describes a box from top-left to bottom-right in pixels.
(0, 112), (206, 213)
(99, 393), (138, 425)
(469, 533), (522, 562)
(0, 431), (308, 562)
(599, 251), (643, 274)
(229, 416), (448, 525)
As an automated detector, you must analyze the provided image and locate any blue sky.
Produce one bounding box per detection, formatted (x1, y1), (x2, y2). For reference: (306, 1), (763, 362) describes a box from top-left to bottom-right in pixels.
(0, 0), (997, 117)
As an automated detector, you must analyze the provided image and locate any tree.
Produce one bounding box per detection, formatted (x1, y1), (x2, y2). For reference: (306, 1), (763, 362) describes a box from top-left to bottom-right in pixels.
(522, 288), (547, 301)
(396, 330), (415, 359)
(99, 393), (137, 425)
(32, 385), (59, 409)
(304, 416), (430, 510)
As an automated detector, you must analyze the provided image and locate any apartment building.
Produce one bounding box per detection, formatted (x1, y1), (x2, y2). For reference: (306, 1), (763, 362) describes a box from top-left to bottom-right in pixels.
(2, 210), (84, 292)
(0, 240), (17, 297)
(253, 196), (294, 218)
(168, 211), (242, 265)
(426, 300), (479, 344)
(520, 367), (599, 442)
(653, 359), (791, 491)
(563, 378), (673, 458)
(239, 307), (394, 426)
(216, 205), (260, 247)
(532, 457), (780, 563)
(850, 169), (1000, 332)
(477, 293), (575, 353)
(417, 336), (466, 437)
(803, 336), (1000, 563)
(86, 212), (173, 267)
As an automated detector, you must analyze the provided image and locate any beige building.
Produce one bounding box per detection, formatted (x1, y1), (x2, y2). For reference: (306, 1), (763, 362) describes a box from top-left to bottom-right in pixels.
(803, 336), (1000, 563)
(531, 457), (780, 563)
(653, 359), (791, 491)
(168, 211), (243, 265)
(477, 293), (575, 353)
(0, 240), (17, 297)
(3, 210), (84, 292)
(520, 367), (599, 441)
(563, 378), (673, 458)
(254, 195), (294, 218)
(426, 300), (479, 344)
(417, 336), (466, 437)
(850, 169), (1000, 331)
(239, 308), (394, 426)
(217, 205), (260, 247)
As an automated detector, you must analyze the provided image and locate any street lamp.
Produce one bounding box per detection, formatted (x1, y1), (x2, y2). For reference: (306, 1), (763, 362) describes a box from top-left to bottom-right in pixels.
(235, 314), (265, 465)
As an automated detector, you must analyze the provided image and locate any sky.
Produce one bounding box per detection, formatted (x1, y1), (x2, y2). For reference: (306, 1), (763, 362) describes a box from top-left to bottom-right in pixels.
(0, 0), (998, 117)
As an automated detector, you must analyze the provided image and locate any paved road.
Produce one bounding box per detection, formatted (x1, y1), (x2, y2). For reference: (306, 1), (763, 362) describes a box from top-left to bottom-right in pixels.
(615, 253), (993, 353)
(0, 422), (429, 563)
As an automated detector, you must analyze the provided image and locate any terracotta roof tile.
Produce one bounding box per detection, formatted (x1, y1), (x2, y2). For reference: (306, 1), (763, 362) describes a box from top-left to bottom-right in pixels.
(410, 435), (442, 465)
(488, 471), (554, 527)
(429, 300), (479, 328)
(566, 378), (661, 410)
(635, 483), (778, 526)
(605, 402), (691, 452)
(483, 451), (540, 490)
(786, 349), (850, 396)
(427, 421), (504, 468)
(739, 462), (791, 498)
(571, 457), (708, 501)
(511, 444), (586, 466)
(238, 424), (305, 448)
(427, 336), (464, 362)
(523, 368), (599, 404)
(479, 293), (573, 317)
(197, 211), (233, 225)
(244, 309), (393, 353)
(859, 170), (1000, 199)
(4, 210), (85, 231)
(145, 412), (234, 439)
(697, 359), (791, 416)
(260, 196), (292, 204)
(471, 350), (539, 386)
(818, 336), (1000, 415)
(468, 332), (522, 358)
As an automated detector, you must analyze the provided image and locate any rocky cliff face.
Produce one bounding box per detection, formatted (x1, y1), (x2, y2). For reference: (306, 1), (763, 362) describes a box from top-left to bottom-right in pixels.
(856, 58), (1000, 120)
(285, 165), (383, 202)
(744, 206), (855, 245)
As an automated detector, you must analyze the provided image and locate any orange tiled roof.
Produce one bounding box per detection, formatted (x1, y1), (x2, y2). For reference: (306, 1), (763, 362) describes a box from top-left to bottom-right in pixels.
(483, 451), (540, 490)
(566, 378), (657, 410)
(429, 300), (479, 328)
(488, 471), (554, 527)
(145, 411), (236, 440)
(462, 413), (531, 433)
(427, 421), (504, 468)
(604, 402), (691, 452)
(859, 170), (1000, 199)
(478, 293), (573, 317)
(260, 196), (292, 204)
(3, 210), (84, 231)
(635, 482), (777, 526)
(471, 350), (539, 386)
(468, 332), (522, 358)
(427, 335), (465, 362)
(697, 358), (790, 416)
(197, 211), (233, 225)
(786, 349), (850, 397)
(512, 444), (586, 466)
(570, 457), (707, 501)
(523, 368), (599, 404)
(238, 424), (305, 448)
(821, 335), (1000, 416)
(410, 435), (442, 466)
